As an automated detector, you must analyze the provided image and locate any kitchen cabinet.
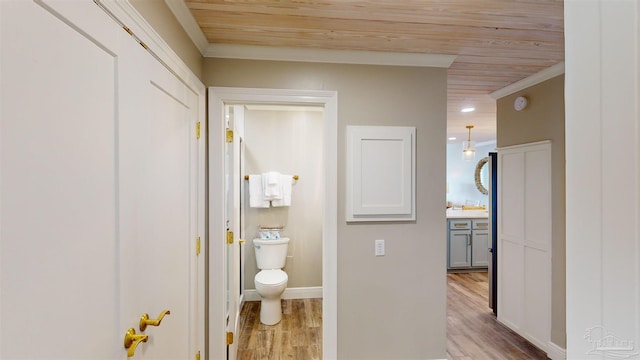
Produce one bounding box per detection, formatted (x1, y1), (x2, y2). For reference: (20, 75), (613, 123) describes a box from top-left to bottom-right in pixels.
(447, 218), (489, 270)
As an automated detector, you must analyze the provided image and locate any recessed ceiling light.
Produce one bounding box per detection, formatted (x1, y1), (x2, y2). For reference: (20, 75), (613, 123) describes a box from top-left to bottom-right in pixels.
(461, 107), (475, 113)
(448, 137), (457, 141)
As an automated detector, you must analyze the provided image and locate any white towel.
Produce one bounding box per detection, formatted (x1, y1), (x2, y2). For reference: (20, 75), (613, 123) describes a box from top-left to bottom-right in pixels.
(262, 171), (283, 200)
(249, 175), (269, 208)
(272, 174), (293, 207)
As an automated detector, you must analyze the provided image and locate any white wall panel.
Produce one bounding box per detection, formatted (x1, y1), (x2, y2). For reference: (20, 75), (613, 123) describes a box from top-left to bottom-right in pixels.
(566, 1), (640, 358)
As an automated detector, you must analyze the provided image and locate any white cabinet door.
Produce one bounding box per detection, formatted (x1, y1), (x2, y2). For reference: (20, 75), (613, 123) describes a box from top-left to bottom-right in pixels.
(0, 1), (202, 358)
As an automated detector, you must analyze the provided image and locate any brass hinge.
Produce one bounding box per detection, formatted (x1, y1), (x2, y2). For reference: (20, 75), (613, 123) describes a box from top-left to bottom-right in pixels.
(122, 26), (133, 36)
(195, 350), (200, 360)
(226, 331), (234, 345)
(196, 122), (201, 139)
(226, 230), (234, 245)
(226, 129), (233, 143)
(196, 237), (201, 255)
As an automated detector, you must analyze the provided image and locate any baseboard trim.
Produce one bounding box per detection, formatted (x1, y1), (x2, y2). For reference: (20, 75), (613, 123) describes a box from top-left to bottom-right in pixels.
(546, 341), (566, 360)
(244, 286), (323, 302)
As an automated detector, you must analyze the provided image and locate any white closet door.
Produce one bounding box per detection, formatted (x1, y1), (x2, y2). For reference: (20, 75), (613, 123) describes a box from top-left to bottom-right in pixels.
(0, 1), (201, 358)
(497, 141), (551, 354)
(117, 24), (200, 359)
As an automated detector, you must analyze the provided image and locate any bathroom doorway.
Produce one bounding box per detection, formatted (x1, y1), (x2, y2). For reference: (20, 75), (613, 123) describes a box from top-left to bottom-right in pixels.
(208, 87), (338, 360)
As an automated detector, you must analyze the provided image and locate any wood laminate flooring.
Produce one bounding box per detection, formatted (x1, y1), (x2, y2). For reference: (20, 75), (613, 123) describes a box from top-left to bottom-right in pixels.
(237, 298), (322, 360)
(237, 273), (548, 359)
(447, 272), (549, 360)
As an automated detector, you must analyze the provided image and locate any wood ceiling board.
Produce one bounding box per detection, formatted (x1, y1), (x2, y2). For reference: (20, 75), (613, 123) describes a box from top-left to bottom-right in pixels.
(180, 0), (565, 143)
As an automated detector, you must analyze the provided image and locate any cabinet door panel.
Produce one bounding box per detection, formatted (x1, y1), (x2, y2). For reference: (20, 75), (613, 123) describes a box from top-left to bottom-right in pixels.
(449, 230), (471, 268)
(472, 229), (490, 267)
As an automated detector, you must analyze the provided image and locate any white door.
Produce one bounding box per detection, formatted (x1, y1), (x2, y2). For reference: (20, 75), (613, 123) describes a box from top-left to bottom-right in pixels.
(0, 1), (203, 358)
(224, 105), (243, 359)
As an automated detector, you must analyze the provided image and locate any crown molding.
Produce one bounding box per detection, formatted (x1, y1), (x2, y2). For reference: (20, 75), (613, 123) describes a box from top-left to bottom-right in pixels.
(490, 62), (565, 99)
(98, 0), (204, 93)
(204, 43), (456, 67)
(163, 0), (209, 54)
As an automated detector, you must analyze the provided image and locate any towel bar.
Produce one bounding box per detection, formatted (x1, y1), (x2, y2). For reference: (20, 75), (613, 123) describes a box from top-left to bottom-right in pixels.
(244, 175), (299, 181)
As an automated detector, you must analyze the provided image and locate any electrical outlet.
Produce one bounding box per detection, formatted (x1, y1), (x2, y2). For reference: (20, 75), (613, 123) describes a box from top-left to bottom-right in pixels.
(375, 239), (385, 256)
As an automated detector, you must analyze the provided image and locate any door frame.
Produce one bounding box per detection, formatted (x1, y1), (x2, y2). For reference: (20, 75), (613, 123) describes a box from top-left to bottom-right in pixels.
(208, 87), (338, 359)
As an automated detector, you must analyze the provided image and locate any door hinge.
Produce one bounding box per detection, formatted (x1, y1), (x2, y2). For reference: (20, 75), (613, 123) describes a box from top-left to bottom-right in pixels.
(195, 350), (201, 360)
(196, 237), (201, 255)
(122, 26), (133, 36)
(226, 128), (233, 143)
(226, 230), (234, 245)
(196, 122), (201, 139)
(226, 331), (234, 345)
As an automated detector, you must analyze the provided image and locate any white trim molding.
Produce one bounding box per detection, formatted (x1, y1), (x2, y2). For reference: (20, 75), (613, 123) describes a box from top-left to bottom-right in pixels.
(244, 287), (324, 302)
(162, 0), (209, 53)
(204, 44), (456, 68)
(208, 87), (338, 360)
(546, 341), (567, 360)
(97, 0), (204, 95)
(490, 62), (565, 99)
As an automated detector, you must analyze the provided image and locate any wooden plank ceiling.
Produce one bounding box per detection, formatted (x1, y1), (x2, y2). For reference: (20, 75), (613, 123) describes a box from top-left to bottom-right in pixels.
(184, 0), (564, 143)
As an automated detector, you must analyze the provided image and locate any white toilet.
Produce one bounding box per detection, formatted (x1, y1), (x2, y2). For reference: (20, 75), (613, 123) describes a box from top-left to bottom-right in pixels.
(253, 237), (289, 325)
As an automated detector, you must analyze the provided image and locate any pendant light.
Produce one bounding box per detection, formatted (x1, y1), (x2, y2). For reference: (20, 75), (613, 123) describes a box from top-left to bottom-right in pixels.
(462, 125), (476, 161)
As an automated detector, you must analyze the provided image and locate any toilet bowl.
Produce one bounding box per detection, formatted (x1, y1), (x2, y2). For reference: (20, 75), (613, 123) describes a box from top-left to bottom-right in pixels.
(253, 237), (290, 325)
(254, 269), (288, 325)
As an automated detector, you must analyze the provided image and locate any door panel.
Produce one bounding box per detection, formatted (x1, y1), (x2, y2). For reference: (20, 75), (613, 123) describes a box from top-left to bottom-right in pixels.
(471, 230), (489, 267)
(1, 1), (201, 358)
(225, 105), (242, 360)
(1, 1), (121, 357)
(449, 230), (471, 268)
(118, 44), (197, 358)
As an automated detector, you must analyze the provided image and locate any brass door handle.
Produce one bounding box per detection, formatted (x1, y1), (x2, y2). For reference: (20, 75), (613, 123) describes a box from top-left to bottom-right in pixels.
(239, 238), (246, 244)
(139, 310), (171, 331)
(124, 328), (148, 357)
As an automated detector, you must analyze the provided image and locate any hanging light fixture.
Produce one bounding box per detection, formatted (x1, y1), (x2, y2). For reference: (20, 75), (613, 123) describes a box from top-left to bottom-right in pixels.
(462, 125), (476, 161)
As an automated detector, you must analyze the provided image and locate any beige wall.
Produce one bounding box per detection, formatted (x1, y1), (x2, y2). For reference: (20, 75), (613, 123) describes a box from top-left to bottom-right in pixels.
(203, 58), (447, 359)
(496, 75), (566, 348)
(243, 109), (324, 289)
(129, 0), (203, 79)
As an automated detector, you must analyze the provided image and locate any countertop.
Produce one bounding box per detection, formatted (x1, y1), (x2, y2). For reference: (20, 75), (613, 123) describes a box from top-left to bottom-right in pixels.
(446, 209), (489, 219)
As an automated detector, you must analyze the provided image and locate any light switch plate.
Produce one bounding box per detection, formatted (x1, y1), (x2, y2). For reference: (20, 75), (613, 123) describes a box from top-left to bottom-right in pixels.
(375, 239), (385, 256)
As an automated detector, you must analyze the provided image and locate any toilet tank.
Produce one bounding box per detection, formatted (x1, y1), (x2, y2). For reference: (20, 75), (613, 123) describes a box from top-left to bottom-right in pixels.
(253, 238), (289, 269)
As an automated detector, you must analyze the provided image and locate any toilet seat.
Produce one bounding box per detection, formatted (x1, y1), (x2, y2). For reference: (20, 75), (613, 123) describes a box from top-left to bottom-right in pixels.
(255, 269), (287, 286)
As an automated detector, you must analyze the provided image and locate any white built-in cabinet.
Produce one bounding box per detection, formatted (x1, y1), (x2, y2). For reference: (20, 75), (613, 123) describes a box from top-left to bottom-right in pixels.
(447, 219), (489, 270)
(497, 141), (551, 355)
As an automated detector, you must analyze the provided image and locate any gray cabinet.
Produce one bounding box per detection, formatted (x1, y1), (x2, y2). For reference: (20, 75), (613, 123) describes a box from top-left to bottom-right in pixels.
(447, 218), (489, 270)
